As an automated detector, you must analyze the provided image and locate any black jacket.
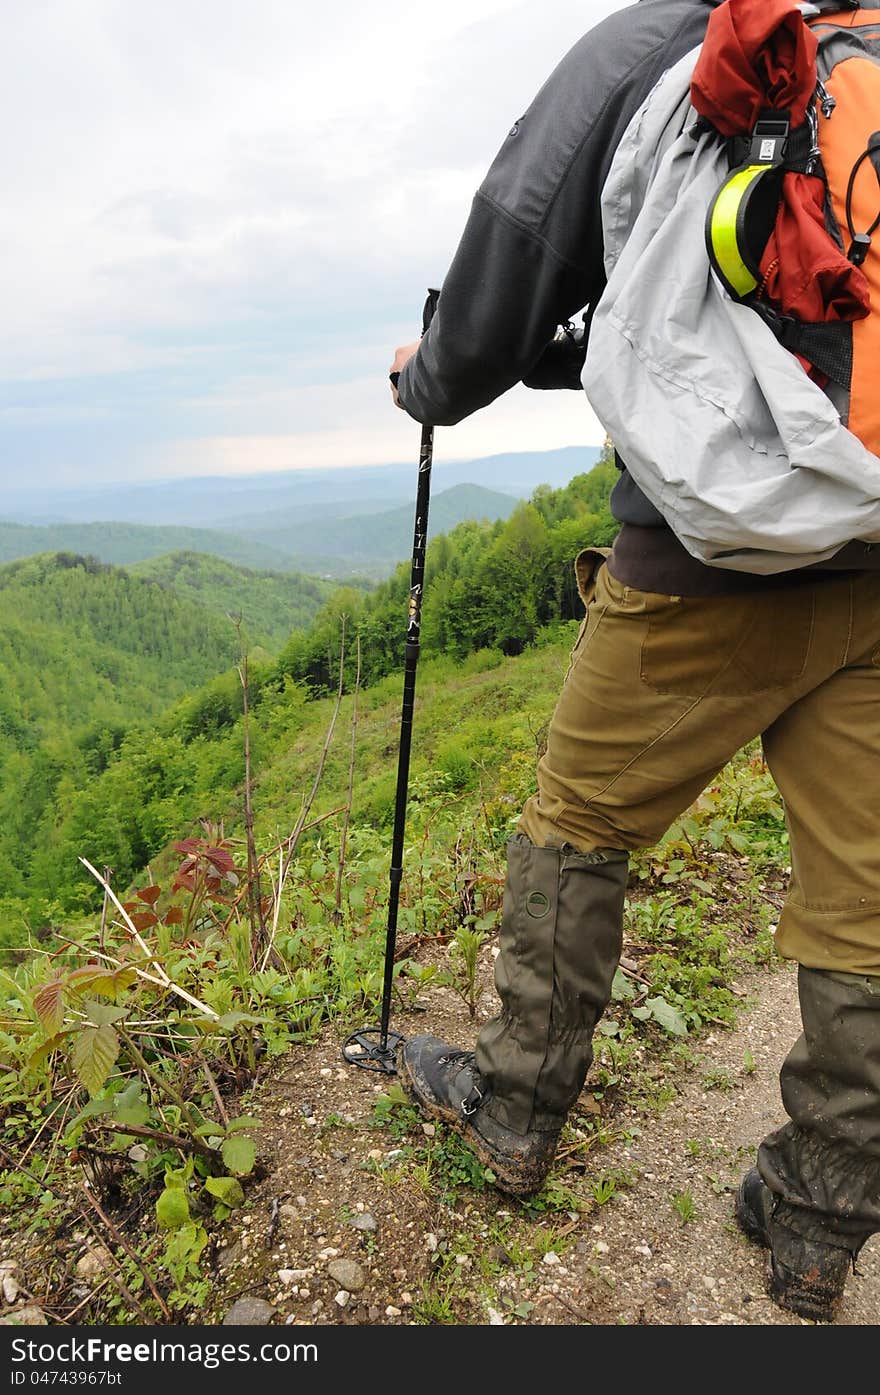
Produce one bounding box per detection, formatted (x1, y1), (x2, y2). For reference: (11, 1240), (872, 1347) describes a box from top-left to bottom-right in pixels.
(397, 0), (880, 593)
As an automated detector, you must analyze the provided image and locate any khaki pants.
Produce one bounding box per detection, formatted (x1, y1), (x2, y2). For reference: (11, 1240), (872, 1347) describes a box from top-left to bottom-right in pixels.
(519, 555), (880, 978)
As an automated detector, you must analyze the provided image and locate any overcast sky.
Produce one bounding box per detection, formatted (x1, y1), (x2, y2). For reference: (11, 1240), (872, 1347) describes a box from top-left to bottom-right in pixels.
(0, 0), (628, 491)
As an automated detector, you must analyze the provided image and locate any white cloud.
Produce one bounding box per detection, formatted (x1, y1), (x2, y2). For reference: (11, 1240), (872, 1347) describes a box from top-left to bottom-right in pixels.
(0, 0), (626, 485)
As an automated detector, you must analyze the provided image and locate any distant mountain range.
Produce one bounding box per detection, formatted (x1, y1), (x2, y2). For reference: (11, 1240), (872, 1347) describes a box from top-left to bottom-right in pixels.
(9, 446), (600, 529)
(0, 446), (603, 578)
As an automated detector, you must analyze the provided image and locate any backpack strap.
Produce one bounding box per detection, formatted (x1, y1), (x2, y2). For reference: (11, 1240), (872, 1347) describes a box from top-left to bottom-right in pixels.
(751, 302), (854, 387)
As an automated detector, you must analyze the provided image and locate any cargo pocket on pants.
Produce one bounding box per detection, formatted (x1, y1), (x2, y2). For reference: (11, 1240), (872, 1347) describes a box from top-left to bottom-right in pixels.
(568, 546), (613, 662)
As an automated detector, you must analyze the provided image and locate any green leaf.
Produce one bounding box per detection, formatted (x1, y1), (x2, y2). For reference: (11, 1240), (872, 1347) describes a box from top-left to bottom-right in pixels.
(216, 1011), (264, 1032)
(83, 1000), (129, 1027)
(611, 968), (636, 1002)
(156, 1186), (191, 1229)
(66, 966), (136, 1001)
(164, 1158), (194, 1188)
(71, 1024), (119, 1098)
(112, 1081), (151, 1129)
(221, 1134), (256, 1176)
(194, 1119), (225, 1138)
(644, 995), (688, 1037)
(205, 1175), (245, 1208)
(28, 1031), (69, 1070)
(224, 1115), (260, 1134)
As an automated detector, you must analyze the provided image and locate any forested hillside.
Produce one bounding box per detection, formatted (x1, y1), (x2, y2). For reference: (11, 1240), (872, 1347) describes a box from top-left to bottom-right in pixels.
(128, 552), (336, 650)
(0, 554), (254, 929)
(0, 452), (810, 1329)
(0, 520), (294, 572)
(0, 460), (617, 927)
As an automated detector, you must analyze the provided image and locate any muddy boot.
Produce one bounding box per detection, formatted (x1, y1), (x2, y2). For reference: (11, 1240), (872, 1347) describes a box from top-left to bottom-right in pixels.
(745, 967), (880, 1320)
(735, 1167), (854, 1322)
(401, 1035), (559, 1196)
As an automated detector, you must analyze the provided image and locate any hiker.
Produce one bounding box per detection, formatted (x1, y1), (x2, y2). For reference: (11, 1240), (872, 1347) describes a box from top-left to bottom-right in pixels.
(388, 0), (880, 1322)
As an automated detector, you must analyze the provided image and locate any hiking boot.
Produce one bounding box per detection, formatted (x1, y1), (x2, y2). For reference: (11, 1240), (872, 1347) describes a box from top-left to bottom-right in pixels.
(401, 1034), (560, 1197)
(735, 1167), (852, 1322)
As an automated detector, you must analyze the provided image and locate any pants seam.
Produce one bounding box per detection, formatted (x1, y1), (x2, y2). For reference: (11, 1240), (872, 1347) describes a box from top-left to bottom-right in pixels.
(582, 691), (706, 806)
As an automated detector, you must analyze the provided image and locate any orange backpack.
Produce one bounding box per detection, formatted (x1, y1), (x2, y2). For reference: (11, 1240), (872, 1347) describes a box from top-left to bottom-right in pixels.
(811, 7), (880, 453)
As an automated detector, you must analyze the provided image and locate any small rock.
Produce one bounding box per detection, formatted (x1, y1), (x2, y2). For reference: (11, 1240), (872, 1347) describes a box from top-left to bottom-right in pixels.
(2, 1274), (19, 1304)
(280, 1204), (298, 1220)
(421, 1123), (436, 1138)
(454, 1254), (471, 1267)
(425, 1233), (438, 1251)
(703, 1275), (717, 1291)
(127, 1145), (148, 1163)
(488, 1308), (505, 1325)
(400, 1292), (413, 1305)
(542, 1252), (561, 1267)
(317, 1247), (340, 1261)
(278, 1268), (310, 1285)
(367, 1149), (384, 1162)
(385, 1305), (402, 1318)
(320, 1068), (333, 1078)
(218, 1241), (243, 1271)
(222, 1298), (276, 1326)
(635, 1245), (652, 1258)
(300, 1289), (311, 1299)
(595, 1241), (610, 1255)
(334, 1291), (350, 1308)
(386, 1149), (404, 1161)
(301, 1102), (314, 1118)
(0, 1306), (46, 1326)
(76, 1246), (111, 1280)
(349, 1213), (377, 1233)
(328, 1259), (366, 1293)
(312, 1300), (324, 1315)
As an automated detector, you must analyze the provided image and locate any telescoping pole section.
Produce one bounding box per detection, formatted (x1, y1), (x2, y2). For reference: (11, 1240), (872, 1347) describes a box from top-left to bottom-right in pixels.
(343, 287), (441, 1073)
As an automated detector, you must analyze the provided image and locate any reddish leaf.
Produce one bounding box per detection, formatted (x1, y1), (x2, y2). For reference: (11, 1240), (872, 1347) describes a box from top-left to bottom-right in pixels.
(205, 848), (236, 872)
(128, 911), (159, 932)
(136, 885), (162, 906)
(34, 977), (65, 1035)
(163, 906), (184, 926)
(174, 839), (200, 855)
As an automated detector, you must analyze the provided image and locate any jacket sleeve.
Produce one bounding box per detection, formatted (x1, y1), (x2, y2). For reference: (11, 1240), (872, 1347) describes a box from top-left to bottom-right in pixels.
(396, 0), (710, 426)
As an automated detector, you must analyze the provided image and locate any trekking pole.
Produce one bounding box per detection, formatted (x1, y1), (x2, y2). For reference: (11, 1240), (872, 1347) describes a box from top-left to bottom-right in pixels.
(343, 286), (441, 1074)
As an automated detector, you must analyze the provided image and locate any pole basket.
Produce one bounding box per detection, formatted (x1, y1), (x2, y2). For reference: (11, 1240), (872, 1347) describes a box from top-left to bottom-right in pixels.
(341, 1027), (405, 1074)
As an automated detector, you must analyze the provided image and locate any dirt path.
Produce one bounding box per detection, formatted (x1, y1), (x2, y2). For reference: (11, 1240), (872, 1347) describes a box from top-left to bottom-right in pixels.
(212, 959), (879, 1327)
(573, 962), (879, 1325)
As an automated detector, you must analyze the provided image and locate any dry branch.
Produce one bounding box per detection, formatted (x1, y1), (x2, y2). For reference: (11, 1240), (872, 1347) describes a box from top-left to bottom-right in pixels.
(78, 859), (219, 1019)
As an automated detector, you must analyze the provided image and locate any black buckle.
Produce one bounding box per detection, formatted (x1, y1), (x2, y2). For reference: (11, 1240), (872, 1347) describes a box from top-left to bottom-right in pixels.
(461, 1082), (484, 1117)
(749, 110), (791, 166)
